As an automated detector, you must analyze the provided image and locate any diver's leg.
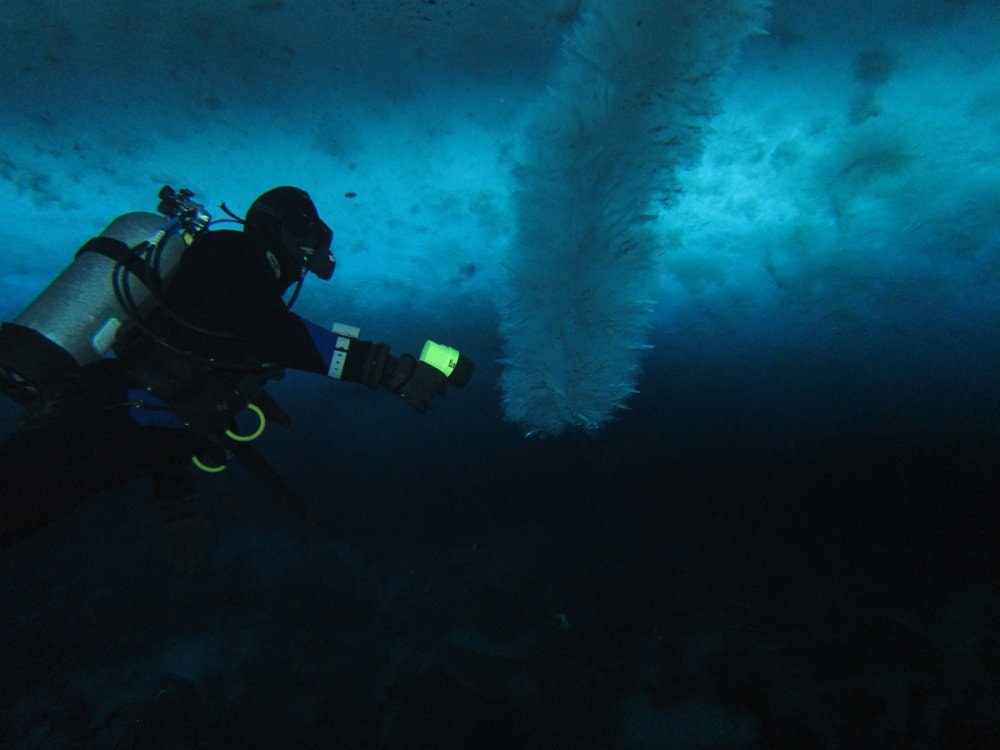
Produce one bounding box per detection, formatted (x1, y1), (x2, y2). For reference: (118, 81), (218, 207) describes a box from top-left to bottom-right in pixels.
(0, 426), (110, 551)
(0, 359), (172, 552)
(151, 453), (212, 574)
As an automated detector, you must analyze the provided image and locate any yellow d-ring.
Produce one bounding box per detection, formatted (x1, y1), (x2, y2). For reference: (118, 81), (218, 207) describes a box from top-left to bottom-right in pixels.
(225, 403), (266, 442)
(192, 455), (227, 473)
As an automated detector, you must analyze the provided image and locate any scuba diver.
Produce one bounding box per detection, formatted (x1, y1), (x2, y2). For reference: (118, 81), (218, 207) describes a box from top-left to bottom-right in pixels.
(0, 185), (473, 560)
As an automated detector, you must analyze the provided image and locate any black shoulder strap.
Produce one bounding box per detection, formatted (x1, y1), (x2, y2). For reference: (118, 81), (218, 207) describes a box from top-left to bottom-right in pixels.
(77, 237), (164, 293)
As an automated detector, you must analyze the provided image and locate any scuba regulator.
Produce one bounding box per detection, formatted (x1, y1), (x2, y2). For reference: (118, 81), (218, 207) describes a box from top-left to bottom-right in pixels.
(157, 186), (211, 237)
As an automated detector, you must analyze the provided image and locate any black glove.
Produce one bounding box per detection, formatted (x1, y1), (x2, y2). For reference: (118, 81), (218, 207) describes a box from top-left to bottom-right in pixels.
(382, 354), (447, 414)
(358, 343), (390, 389)
(365, 340), (473, 414)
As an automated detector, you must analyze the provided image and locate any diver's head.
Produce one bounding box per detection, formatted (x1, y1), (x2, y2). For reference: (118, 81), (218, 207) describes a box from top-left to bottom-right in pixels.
(244, 187), (335, 283)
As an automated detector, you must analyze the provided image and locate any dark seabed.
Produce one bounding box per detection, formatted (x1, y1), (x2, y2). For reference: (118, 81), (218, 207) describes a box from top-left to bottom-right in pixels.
(2, 339), (999, 748)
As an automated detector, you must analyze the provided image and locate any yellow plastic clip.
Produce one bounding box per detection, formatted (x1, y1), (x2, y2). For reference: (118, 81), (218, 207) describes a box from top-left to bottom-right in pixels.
(225, 403), (266, 442)
(191, 455), (227, 473)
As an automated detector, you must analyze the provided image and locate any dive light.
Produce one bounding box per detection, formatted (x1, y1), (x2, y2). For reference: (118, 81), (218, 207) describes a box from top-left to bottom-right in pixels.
(418, 340), (474, 386)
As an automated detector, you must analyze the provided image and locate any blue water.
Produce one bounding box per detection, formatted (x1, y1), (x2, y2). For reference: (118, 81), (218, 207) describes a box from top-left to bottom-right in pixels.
(1, 1), (999, 747)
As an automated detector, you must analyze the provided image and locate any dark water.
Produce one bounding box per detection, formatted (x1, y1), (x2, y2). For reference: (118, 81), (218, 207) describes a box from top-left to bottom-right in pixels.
(2, 330), (998, 749)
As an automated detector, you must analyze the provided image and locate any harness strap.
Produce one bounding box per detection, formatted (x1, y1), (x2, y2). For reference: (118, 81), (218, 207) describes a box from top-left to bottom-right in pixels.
(226, 440), (325, 528)
(78, 237), (163, 293)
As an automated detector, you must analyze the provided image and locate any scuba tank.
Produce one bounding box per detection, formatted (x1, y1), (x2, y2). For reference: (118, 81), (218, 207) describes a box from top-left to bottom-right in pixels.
(0, 187), (209, 405)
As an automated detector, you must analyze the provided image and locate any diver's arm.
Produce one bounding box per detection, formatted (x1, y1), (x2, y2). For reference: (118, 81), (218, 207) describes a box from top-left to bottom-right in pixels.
(237, 305), (389, 386)
(296, 318), (386, 385)
(296, 319), (406, 389)
(296, 318), (474, 413)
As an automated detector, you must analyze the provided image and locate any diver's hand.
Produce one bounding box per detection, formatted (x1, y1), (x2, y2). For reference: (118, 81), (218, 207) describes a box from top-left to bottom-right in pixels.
(383, 355), (446, 414)
(399, 359), (449, 414)
(381, 342), (473, 414)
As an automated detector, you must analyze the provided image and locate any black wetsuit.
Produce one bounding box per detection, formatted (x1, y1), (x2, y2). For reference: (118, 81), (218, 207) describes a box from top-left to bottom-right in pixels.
(0, 229), (372, 551)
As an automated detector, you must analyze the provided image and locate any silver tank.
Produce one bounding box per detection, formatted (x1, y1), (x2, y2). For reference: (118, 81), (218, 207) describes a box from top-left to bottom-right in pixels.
(11, 211), (187, 366)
